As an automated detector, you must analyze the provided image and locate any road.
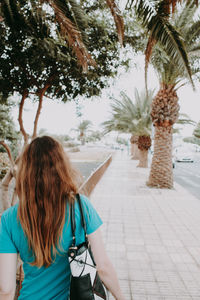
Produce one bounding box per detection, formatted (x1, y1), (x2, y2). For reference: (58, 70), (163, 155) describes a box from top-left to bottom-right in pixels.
(174, 154), (200, 200)
(72, 161), (101, 180)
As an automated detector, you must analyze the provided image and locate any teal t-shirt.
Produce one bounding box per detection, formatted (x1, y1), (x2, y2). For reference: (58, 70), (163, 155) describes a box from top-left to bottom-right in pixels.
(0, 195), (103, 300)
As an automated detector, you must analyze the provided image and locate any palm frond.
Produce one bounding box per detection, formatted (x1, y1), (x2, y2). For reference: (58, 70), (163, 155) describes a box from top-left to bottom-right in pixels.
(102, 89), (154, 136)
(145, 35), (156, 91)
(176, 113), (196, 126)
(1, 0), (13, 21)
(106, 0), (124, 46)
(134, 0), (194, 87)
(151, 1), (200, 86)
(40, 0), (95, 71)
(175, 1), (196, 30)
(186, 21), (200, 45)
(188, 44), (200, 57)
(67, 0), (89, 45)
(1, 0), (28, 29)
(126, 0), (198, 11)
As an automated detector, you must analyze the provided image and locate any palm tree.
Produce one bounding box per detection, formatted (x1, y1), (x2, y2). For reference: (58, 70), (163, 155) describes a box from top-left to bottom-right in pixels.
(76, 120), (92, 145)
(103, 89), (154, 167)
(147, 1), (200, 188)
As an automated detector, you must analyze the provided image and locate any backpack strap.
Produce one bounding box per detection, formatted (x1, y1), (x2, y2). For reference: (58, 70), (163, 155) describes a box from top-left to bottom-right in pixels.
(70, 194), (88, 247)
(76, 194), (88, 243)
(70, 201), (76, 247)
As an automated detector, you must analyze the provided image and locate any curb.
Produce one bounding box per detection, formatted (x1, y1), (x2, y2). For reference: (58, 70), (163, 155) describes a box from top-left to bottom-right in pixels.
(79, 154), (112, 196)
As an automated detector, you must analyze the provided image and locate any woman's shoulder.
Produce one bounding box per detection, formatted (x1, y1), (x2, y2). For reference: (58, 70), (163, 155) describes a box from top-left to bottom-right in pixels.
(77, 194), (103, 235)
(78, 194), (93, 210)
(79, 194), (89, 203)
(1, 203), (19, 221)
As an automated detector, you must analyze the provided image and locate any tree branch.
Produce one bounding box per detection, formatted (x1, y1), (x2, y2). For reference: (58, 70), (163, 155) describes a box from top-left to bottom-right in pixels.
(106, 0), (124, 46)
(18, 90), (29, 145)
(29, 92), (54, 101)
(32, 84), (50, 139)
(0, 141), (15, 168)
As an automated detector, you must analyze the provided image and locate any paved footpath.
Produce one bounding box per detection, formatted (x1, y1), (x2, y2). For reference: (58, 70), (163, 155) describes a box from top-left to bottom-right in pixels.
(90, 152), (200, 300)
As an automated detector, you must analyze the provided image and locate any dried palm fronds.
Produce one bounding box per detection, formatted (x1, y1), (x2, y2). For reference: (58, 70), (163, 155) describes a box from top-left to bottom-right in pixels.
(106, 0), (124, 46)
(138, 135), (151, 151)
(41, 0), (95, 72)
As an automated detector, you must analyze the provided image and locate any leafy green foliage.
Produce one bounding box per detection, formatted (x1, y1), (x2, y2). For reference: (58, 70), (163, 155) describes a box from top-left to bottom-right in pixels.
(0, 0), (122, 106)
(0, 102), (19, 157)
(86, 130), (103, 143)
(0, 153), (11, 180)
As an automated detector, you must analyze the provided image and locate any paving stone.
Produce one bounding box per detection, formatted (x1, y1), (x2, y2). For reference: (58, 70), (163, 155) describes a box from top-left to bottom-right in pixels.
(90, 153), (200, 300)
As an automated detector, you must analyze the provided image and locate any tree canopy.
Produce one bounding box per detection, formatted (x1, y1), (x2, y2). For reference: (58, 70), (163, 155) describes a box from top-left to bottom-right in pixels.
(0, 0), (123, 104)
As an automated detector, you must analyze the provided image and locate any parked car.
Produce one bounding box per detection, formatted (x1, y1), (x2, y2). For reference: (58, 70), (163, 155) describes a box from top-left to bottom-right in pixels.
(175, 153), (194, 163)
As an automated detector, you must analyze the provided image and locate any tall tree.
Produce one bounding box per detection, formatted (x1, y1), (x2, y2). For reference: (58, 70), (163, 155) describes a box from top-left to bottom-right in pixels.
(76, 120), (92, 145)
(147, 1), (200, 188)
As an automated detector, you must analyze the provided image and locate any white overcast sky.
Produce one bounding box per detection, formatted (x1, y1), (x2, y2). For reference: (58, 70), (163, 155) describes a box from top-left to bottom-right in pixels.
(11, 55), (200, 137)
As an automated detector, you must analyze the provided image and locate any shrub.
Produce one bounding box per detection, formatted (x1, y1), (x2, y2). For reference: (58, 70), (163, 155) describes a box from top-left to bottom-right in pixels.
(69, 147), (80, 152)
(64, 141), (79, 148)
(0, 153), (11, 180)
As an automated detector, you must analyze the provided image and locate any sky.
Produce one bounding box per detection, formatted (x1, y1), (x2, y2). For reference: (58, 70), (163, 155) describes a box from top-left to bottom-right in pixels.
(11, 55), (200, 138)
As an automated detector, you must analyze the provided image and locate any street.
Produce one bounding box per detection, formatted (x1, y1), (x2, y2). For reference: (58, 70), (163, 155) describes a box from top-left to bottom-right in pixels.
(174, 155), (200, 200)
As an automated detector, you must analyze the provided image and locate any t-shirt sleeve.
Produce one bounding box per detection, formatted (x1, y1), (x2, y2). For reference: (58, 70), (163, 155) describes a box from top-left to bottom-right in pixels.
(0, 213), (18, 253)
(80, 195), (103, 235)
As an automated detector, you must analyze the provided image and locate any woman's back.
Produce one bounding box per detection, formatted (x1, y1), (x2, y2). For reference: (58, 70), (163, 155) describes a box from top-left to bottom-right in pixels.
(0, 195), (102, 299)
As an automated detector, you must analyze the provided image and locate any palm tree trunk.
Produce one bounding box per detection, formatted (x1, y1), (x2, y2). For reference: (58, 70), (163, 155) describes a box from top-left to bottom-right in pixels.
(137, 149), (148, 168)
(147, 126), (173, 188)
(131, 143), (140, 159)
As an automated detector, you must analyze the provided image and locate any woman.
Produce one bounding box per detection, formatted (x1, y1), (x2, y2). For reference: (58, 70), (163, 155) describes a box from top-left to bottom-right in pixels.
(0, 136), (125, 300)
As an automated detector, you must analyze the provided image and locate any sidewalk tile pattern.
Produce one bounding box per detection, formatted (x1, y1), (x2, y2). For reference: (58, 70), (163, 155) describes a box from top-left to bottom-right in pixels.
(90, 154), (200, 300)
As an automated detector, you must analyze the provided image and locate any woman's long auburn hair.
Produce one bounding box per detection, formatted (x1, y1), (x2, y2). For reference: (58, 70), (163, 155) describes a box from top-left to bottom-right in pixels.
(16, 136), (79, 268)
